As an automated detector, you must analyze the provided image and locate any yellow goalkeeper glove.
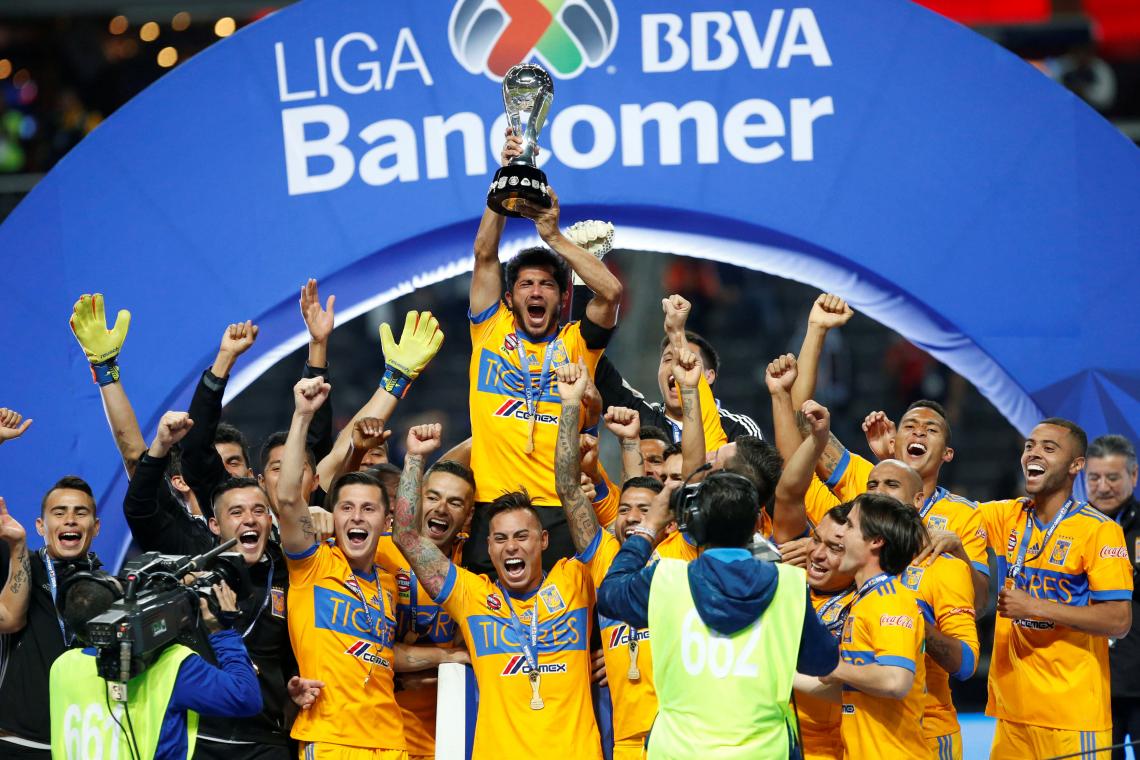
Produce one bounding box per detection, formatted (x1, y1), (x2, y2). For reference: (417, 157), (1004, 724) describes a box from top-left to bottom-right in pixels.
(69, 294), (131, 385)
(378, 311), (444, 397)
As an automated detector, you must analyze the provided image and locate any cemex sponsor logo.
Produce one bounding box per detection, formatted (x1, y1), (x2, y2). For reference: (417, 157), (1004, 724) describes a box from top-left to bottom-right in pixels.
(1101, 546), (1129, 559)
(345, 640), (392, 668)
(449, 0), (618, 80)
(878, 615), (914, 629)
(1014, 618), (1055, 630)
(494, 399), (558, 425)
(608, 625), (650, 648)
(501, 656), (569, 676)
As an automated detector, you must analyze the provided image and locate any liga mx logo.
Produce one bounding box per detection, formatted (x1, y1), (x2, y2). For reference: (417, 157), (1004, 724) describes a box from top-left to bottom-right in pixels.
(449, 0), (618, 80)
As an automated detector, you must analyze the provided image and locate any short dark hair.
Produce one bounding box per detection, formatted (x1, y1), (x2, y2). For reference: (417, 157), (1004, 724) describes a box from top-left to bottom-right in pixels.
(41, 476), (96, 516)
(1039, 417), (1088, 458)
(487, 489), (543, 532)
(849, 493), (927, 576)
(663, 442), (683, 459)
(724, 437), (782, 508)
(903, 400), (952, 443)
(823, 503), (852, 525)
(326, 471), (386, 511)
(638, 425), (672, 445)
(504, 247), (571, 295)
(215, 422), (251, 470)
(1088, 435), (1138, 474)
(60, 575), (120, 640)
(701, 472), (761, 548)
(659, 330), (720, 375)
(621, 476), (665, 494)
(426, 459), (477, 491)
(259, 431), (315, 473)
(210, 477), (270, 514)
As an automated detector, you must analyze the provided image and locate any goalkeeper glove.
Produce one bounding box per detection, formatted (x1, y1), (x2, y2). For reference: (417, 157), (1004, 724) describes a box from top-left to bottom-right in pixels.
(565, 220), (615, 287)
(69, 293), (131, 386)
(378, 311), (444, 398)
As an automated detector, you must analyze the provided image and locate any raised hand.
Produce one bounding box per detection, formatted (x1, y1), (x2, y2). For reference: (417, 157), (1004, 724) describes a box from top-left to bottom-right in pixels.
(516, 186), (561, 241)
(808, 293), (854, 330)
(379, 311), (445, 382)
(582, 374), (602, 427)
(0, 408), (33, 445)
(352, 417), (391, 453)
(671, 345), (702, 389)
(555, 359), (590, 404)
(406, 423), (443, 457)
(604, 406), (640, 440)
(579, 434), (600, 480)
(765, 354), (798, 396)
(69, 293), (131, 365)
(579, 472), (597, 503)
(293, 377), (331, 417)
(300, 279), (335, 344)
(662, 294), (691, 339)
(220, 320), (259, 358)
(153, 411), (194, 454)
(801, 400), (831, 445)
(0, 497), (26, 547)
(862, 411), (896, 461)
(499, 126), (538, 167)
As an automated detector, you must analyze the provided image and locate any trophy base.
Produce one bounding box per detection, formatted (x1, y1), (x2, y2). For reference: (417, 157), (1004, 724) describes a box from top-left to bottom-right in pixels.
(487, 164), (551, 218)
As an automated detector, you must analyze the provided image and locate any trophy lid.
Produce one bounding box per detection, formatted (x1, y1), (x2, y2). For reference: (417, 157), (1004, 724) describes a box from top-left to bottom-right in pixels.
(501, 63), (554, 97)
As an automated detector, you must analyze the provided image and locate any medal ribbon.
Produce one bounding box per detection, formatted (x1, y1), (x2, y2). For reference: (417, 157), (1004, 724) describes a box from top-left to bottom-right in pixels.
(817, 587), (856, 637)
(1007, 498), (1074, 587)
(516, 335), (556, 454)
(40, 548), (71, 646)
(242, 555), (274, 640)
(833, 573), (892, 633)
(919, 487), (946, 521)
(496, 580), (542, 674)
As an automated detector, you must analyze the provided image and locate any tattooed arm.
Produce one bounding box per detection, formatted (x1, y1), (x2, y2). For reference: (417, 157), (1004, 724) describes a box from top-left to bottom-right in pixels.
(605, 406), (644, 484)
(394, 643), (470, 672)
(0, 497), (31, 633)
(554, 362), (603, 555)
(673, 347), (706, 479)
(277, 378), (331, 555)
(393, 424), (453, 599)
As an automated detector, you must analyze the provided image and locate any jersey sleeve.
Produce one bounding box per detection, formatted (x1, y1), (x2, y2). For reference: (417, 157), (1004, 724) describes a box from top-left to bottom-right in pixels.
(284, 542), (328, 588)
(805, 475), (842, 526)
(434, 562), (476, 612)
(867, 594), (922, 672)
(697, 373), (728, 452)
(580, 530), (622, 589)
(469, 301), (507, 346)
(977, 500), (1016, 552)
(932, 558), (980, 679)
(1086, 519), (1135, 601)
(591, 466), (620, 528)
(563, 321), (605, 373)
(826, 449), (874, 502)
(954, 505), (991, 577)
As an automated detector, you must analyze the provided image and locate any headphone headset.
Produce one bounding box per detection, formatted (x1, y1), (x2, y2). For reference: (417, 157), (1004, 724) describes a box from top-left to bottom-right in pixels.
(54, 566), (122, 643)
(669, 466), (761, 547)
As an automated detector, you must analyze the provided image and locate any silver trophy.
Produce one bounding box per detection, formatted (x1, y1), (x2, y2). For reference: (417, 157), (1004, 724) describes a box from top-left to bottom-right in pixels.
(487, 64), (554, 217)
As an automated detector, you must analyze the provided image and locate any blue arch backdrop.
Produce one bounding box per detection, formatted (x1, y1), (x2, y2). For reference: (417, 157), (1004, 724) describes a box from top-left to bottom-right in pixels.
(1, 0), (1138, 564)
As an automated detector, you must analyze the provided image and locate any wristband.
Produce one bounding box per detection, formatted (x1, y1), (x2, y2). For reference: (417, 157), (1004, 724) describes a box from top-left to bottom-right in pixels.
(582, 424), (599, 437)
(380, 365), (413, 399)
(90, 359), (120, 386)
(628, 526), (659, 543)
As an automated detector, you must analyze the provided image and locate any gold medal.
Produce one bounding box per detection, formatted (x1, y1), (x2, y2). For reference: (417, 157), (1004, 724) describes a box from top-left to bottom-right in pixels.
(525, 415), (537, 454)
(529, 671), (544, 710)
(627, 638), (640, 681)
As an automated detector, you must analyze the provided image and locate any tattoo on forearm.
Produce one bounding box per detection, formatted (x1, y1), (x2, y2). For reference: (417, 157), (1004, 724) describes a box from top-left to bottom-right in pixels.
(7, 547), (29, 596)
(924, 630), (960, 673)
(393, 454), (452, 599)
(680, 388), (698, 423)
(298, 516), (317, 539)
(818, 433), (845, 476)
(555, 402), (599, 553)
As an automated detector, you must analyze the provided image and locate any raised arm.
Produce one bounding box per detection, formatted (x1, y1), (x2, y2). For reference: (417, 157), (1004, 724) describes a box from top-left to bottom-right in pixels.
(300, 278), (336, 461)
(772, 400), (831, 543)
(604, 406), (644, 484)
(392, 424), (453, 599)
(554, 360), (603, 554)
(68, 294), (146, 475)
(277, 377), (330, 555)
(791, 293), (853, 409)
(470, 130), (520, 315)
(518, 187), (622, 328)
(0, 498), (31, 633)
(672, 346), (706, 478)
(316, 311), (443, 487)
(0, 408), (33, 448)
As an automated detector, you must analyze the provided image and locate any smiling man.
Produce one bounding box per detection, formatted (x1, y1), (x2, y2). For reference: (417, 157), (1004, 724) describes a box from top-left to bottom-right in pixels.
(394, 421), (603, 760)
(0, 476), (102, 759)
(978, 418), (1134, 759)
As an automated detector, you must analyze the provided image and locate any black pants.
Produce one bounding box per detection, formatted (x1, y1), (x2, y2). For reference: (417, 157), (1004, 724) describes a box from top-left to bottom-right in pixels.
(1112, 696), (1140, 760)
(0, 741), (50, 759)
(194, 739), (293, 760)
(462, 502), (576, 579)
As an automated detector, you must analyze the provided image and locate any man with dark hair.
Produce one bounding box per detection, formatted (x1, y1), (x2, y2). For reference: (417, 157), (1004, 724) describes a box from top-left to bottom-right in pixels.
(465, 133), (622, 576)
(0, 473), (103, 758)
(979, 419), (1132, 759)
(795, 492), (931, 759)
(596, 470), (838, 758)
(1086, 435), (1140, 759)
(393, 421), (604, 760)
(50, 576), (261, 759)
(259, 430), (321, 511)
(637, 426), (672, 483)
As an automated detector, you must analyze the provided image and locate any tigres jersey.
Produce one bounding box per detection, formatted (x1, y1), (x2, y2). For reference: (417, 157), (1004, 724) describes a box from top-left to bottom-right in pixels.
(285, 543), (403, 749)
(899, 554), (979, 739)
(979, 499), (1132, 731)
(469, 302), (603, 505)
(797, 588), (854, 760)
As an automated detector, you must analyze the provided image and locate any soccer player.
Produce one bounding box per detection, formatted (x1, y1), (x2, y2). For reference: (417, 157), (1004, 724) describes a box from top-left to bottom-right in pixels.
(392, 422), (603, 760)
(795, 493), (932, 759)
(465, 134), (622, 574)
(979, 419), (1133, 759)
(637, 425), (672, 483)
(277, 373), (406, 759)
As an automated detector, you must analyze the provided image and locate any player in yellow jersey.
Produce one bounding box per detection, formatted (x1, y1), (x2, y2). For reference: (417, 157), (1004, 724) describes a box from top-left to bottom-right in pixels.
(465, 132), (622, 576)
(795, 493), (933, 759)
(373, 458), (476, 760)
(866, 459), (979, 759)
(977, 418), (1132, 759)
(796, 506), (857, 760)
(392, 422), (603, 760)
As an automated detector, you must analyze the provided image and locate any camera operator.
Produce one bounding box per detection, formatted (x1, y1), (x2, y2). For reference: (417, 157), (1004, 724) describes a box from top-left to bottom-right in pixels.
(0, 476), (104, 759)
(123, 411), (310, 759)
(597, 472), (839, 759)
(50, 574), (261, 760)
